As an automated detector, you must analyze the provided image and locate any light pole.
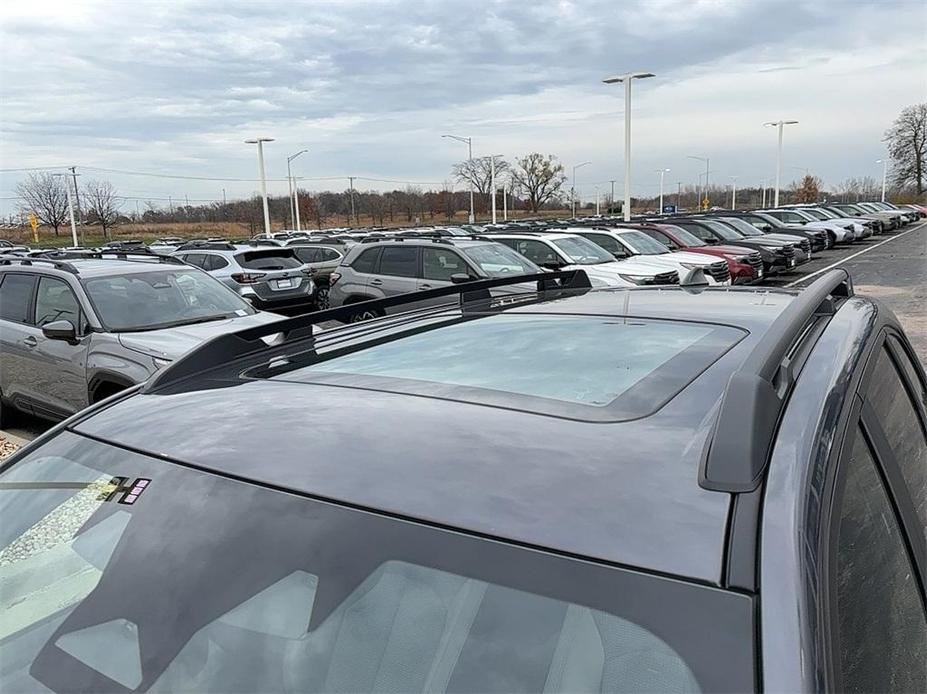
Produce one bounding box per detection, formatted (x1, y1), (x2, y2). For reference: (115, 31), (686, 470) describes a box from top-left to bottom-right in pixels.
(286, 149), (308, 231)
(687, 156), (710, 210)
(489, 154), (504, 224)
(763, 120), (798, 208)
(730, 176), (738, 210)
(876, 159), (888, 202)
(442, 134), (474, 223)
(571, 161), (591, 217)
(603, 71), (655, 221)
(595, 185), (600, 215)
(676, 181), (682, 210)
(245, 137), (274, 234)
(53, 173), (78, 246)
(655, 168), (670, 214)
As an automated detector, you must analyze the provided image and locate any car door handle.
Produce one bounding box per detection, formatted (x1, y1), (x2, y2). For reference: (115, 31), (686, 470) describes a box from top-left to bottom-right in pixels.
(370, 279), (383, 286)
(23, 336), (38, 347)
(419, 283), (432, 290)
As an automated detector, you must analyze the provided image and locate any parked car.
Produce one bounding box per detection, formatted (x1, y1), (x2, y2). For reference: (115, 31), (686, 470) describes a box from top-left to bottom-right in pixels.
(723, 210), (842, 247)
(858, 202), (916, 225)
(328, 237), (547, 321)
(488, 232), (678, 287)
(707, 216), (817, 258)
(829, 203), (902, 230)
(782, 206), (873, 239)
(284, 240), (349, 309)
(666, 218), (799, 275)
(2, 268), (924, 693)
(0, 252), (279, 423)
(755, 208), (857, 244)
(626, 223), (765, 284)
(173, 242), (316, 311)
(567, 227), (732, 285)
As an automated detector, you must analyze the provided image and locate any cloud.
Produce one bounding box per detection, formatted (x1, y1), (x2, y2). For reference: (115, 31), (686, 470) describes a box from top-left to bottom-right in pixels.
(1, 0), (925, 212)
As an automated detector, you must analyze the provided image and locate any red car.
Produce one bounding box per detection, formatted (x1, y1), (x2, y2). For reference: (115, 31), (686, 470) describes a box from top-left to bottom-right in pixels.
(619, 223), (765, 284)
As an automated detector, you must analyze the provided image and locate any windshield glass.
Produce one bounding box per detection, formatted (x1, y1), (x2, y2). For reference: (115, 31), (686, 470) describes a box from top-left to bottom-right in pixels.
(235, 251), (302, 270)
(82, 269), (254, 331)
(462, 244), (540, 277)
(615, 231), (670, 255)
(550, 236), (614, 264)
(0, 431), (753, 693)
(799, 208), (828, 220)
(659, 225), (706, 247)
(815, 208), (840, 219)
(702, 220), (744, 241)
(718, 218), (763, 236)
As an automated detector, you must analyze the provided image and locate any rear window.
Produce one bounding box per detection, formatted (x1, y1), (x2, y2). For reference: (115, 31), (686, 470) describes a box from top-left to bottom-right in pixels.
(235, 251), (302, 270)
(259, 314), (745, 421)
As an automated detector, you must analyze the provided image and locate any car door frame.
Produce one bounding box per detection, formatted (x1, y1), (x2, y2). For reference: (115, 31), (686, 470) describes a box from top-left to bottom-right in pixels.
(817, 327), (927, 691)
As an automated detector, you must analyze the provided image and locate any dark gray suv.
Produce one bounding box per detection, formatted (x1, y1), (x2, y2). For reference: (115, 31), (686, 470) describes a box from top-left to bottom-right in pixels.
(0, 269), (924, 693)
(0, 252), (279, 423)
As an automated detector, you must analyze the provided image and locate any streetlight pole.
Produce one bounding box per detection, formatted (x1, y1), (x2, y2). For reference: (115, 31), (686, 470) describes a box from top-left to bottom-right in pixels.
(595, 185), (600, 215)
(730, 176), (738, 210)
(53, 173), (78, 246)
(763, 120), (798, 208)
(488, 154), (503, 224)
(687, 156), (709, 210)
(656, 168), (669, 214)
(676, 181), (682, 210)
(348, 176), (357, 226)
(603, 71), (655, 222)
(442, 135), (474, 223)
(245, 137), (274, 235)
(287, 149), (308, 231)
(571, 161), (591, 217)
(876, 159), (888, 202)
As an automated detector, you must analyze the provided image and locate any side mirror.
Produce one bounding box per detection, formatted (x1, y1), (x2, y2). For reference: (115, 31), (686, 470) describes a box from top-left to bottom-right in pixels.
(541, 261), (564, 270)
(705, 237), (718, 245)
(42, 320), (77, 343)
(450, 273), (474, 284)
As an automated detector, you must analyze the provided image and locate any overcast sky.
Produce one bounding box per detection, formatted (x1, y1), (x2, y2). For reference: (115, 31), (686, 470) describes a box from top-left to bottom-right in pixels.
(2, 0), (925, 213)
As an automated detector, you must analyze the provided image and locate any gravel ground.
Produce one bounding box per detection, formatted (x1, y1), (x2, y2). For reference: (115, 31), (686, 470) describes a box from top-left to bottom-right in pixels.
(0, 436), (20, 460)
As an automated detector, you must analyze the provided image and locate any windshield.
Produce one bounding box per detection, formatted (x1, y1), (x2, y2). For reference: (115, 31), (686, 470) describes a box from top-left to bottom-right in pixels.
(462, 243), (540, 277)
(615, 231), (671, 255)
(0, 431), (753, 693)
(82, 269), (254, 332)
(702, 220), (744, 241)
(550, 236), (615, 264)
(718, 218), (763, 236)
(659, 225), (706, 247)
(235, 251), (302, 270)
(799, 208), (828, 220)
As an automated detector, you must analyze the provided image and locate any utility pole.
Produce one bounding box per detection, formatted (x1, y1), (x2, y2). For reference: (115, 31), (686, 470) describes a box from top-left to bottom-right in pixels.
(222, 188), (227, 204)
(348, 176), (357, 226)
(595, 185), (600, 215)
(609, 179), (616, 209)
(730, 176), (738, 210)
(676, 181), (682, 210)
(135, 200), (140, 220)
(68, 166), (83, 244)
(245, 136), (275, 235)
(169, 196), (174, 215)
(441, 135), (474, 223)
(53, 173), (78, 246)
(503, 183), (508, 221)
(876, 159), (888, 202)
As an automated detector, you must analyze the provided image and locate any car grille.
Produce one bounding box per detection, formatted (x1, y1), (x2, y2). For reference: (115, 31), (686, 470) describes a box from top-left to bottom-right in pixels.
(707, 261), (731, 283)
(746, 253), (763, 272)
(798, 239), (811, 254)
(645, 270), (679, 285)
(777, 246), (795, 258)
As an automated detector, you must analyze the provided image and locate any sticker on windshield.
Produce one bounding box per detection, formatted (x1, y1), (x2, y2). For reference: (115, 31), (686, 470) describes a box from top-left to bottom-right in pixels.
(97, 477), (151, 505)
(235, 309), (248, 316)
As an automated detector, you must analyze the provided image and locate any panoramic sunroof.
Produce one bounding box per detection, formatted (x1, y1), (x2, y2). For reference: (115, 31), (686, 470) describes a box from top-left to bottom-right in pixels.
(251, 313), (746, 421)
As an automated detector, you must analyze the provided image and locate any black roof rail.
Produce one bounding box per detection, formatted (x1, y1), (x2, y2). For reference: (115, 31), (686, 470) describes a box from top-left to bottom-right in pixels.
(0, 254), (79, 274)
(175, 241), (238, 251)
(700, 269), (854, 493)
(73, 249), (187, 265)
(143, 269), (593, 394)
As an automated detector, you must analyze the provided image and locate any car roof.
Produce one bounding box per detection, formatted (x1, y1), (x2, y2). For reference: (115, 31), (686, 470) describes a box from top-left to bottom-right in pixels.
(73, 282), (838, 585)
(0, 255), (194, 278)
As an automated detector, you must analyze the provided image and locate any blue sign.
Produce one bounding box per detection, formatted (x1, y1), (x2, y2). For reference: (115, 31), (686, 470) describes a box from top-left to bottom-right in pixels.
(662, 204), (677, 214)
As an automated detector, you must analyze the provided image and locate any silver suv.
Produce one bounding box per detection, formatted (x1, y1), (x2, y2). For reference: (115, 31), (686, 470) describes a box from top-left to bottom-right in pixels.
(328, 237), (543, 322)
(0, 252), (280, 424)
(173, 242), (316, 311)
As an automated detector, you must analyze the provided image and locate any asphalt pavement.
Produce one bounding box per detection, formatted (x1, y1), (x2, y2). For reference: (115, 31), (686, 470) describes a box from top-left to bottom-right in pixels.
(3, 221), (925, 444)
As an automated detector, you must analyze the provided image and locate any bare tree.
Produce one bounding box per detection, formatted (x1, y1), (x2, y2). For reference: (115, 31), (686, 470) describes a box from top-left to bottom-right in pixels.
(509, 153), (566, 212)
(15, 172), (70, 236)
(789, 175), (823, 203)
(452, 156), (511, 196)
(884, 103), (927, 195)
(82, 179), (122, 237)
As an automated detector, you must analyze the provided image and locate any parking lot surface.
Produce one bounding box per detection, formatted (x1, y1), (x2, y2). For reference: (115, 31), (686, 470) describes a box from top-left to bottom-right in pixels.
(2, 221), (924, 445)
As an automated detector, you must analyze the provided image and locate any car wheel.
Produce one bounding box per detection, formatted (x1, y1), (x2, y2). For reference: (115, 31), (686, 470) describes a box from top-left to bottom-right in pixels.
(827, 231), (836, 248)
(315, 286), (330, 311)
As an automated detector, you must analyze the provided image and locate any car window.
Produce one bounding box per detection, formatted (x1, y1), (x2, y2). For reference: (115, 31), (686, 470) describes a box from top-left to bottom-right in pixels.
(578, 233), (627, 257)
(317, 247), (342, 262)
(293, 247), (320, 263)
(640, 229), (679, 249)
(0, 273), (37, 324)
(378, 246), (419, 278)
(676, 223), (714, 242)
(550, 237), (615, 264)
(235, 251), (302, 270)
(510, 239), (560, 266)
(202, 255), (229, 271)
(460, 244), (539, 277)
(182, 253), (206, 268)
(0, 430), (758, 693)
(351, 247), (381, 274)
(866, 346), (927, 535)
(831, 426), (927, 693)
(422, 248), (471, 281)
(658, 225), (706, 247)
(34, 277), (82, 331)
(616, 231), (673, 255)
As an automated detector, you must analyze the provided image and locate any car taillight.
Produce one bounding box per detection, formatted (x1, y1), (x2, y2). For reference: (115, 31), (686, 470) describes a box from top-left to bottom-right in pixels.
(329, 272), (341, 286)
(231, 272), (267, 284)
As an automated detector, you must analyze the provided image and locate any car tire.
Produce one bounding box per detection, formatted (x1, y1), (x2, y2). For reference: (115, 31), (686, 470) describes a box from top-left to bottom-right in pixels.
(315, 286), (330, 311)
(826, 231), (836, 248)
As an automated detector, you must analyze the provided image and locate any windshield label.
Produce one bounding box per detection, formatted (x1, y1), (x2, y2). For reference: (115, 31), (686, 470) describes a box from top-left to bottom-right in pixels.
(98, 477), (151, 505)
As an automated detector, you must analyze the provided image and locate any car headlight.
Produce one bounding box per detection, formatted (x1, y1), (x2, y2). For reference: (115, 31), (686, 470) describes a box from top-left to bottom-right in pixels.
(618, 274), (650, 285)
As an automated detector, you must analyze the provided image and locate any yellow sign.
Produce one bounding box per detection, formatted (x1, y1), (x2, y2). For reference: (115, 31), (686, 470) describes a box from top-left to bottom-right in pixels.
(702, 198), (710, 210)
(29, 213), (39, 242)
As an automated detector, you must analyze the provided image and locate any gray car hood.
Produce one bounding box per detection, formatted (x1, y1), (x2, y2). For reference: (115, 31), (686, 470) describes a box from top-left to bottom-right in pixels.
(117, 311), (283, 360)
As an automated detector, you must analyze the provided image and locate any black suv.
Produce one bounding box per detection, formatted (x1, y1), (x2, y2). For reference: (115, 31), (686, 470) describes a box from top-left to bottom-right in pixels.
(1, 270), (924, 693)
